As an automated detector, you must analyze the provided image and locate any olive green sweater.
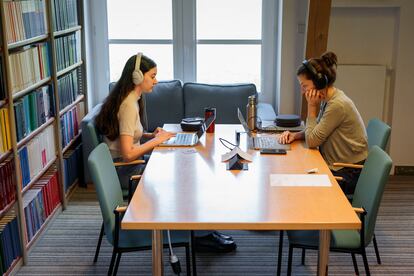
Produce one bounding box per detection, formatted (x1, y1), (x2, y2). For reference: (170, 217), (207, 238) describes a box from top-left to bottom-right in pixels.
(305, 88), (368, 171)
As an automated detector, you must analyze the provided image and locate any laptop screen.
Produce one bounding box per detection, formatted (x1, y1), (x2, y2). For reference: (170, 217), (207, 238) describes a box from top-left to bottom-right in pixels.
(196, 114), (215, 138)
(237, 108), (252, 137)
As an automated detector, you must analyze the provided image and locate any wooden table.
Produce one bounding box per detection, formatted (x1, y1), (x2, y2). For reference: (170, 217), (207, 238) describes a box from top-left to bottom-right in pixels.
(122, 124), (360, 276)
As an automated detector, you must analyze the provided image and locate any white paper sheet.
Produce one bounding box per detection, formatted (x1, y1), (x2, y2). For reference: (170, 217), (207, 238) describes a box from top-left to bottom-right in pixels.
(221, 147), (253, 162)
(270, 174), (331, 187)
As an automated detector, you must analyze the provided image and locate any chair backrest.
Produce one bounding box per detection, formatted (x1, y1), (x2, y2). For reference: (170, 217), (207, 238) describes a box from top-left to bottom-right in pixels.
(352, 145), (392, 246)
(366, 118), (391, 150)
(86, 121), (101, 148)
(88, 143), (124, 245)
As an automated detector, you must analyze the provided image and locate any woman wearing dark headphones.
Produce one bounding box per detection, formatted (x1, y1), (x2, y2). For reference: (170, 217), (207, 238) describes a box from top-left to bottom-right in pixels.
(95, 53), (175, 189)
(279, 51), (368, 195)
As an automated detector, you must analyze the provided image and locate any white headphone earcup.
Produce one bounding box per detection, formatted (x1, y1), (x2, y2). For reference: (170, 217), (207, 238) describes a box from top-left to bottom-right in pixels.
(132, 70), (144, 85)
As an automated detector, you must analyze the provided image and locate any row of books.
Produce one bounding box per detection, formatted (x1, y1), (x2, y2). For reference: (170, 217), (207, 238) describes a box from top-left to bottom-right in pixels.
(58, 69), (80, 110)
(9, 42), (51, 94)
(0, 108), (12, 153)
(19, 124), (56, 188)
(53, 0), (79, 32)
(60, 104), (81, 149)
(63, 142), (83, 191)
(55, 31), (81, 72)
(14, 85), (54, 142)
(23, 167), (60, 243)
(2, 0), (48, 44)
(0, 59), (5, 100)
(0, 156), (16, 211)
(0, 212), (21, 275)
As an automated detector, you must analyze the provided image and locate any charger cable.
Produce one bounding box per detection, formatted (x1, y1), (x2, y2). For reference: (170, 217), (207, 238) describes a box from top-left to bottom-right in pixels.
(167, 230), (181, 275)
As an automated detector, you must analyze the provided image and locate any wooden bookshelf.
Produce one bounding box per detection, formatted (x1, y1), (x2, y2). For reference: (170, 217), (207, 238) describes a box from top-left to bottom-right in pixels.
(16, 117), (55, 149)
(21, 156), (58, 195)
(0, 149), (12, 162)
(57, 60), (83, 77)
(0, 0), (87, 269)
(12, 77), (52, 100)
(54, 25), (82, 37)
(8, 34), (49, 50)
(26, 203), (62, 250)
(62, 131), (82, 154)
(59, 94), (84, 116)
(0, 200), (15, 218)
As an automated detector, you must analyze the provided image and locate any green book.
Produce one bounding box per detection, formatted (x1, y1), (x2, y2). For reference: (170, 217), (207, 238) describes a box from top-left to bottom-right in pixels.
(28, 92), (38, 131)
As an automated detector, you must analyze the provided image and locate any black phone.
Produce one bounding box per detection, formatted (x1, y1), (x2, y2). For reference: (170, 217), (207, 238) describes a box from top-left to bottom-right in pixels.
(260, 148), (287, 155)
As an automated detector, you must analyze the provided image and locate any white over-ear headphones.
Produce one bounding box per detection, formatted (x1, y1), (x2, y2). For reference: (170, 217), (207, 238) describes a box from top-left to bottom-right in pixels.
(132, 52), (144, 85)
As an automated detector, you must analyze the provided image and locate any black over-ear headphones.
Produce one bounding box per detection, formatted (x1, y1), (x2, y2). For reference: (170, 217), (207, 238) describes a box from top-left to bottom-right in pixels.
(302, 60), (328, 90)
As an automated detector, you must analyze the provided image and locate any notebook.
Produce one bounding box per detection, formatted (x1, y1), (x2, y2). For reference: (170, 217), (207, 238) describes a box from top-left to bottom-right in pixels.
(158, 115), (215, 147)
(237, 108), (291, 150)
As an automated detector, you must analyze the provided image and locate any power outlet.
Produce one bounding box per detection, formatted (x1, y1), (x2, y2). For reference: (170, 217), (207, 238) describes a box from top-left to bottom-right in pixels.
(394, 166), (414, 176)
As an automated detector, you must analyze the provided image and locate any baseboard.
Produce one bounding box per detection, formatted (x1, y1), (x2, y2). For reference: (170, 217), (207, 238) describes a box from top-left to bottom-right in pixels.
(394, 166), (414, 176)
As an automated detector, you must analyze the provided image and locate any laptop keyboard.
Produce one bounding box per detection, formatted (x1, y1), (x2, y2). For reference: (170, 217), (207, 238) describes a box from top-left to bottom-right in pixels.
(175, 133), (194, 145)
(254, 137), (279, 149)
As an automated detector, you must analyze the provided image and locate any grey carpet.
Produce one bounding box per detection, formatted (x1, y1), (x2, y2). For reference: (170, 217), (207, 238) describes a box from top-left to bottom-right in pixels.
(16, 176), (414, 275)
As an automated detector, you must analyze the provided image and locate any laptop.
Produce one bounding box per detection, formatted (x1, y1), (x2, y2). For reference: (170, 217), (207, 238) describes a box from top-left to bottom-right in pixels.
(237, 108), (291, 150)
(158, 115), (215, 147)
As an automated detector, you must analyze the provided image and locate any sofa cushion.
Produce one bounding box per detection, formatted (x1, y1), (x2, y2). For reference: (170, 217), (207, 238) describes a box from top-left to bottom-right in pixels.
(144, 80), (184, 131)
(183, 83), (257, 124)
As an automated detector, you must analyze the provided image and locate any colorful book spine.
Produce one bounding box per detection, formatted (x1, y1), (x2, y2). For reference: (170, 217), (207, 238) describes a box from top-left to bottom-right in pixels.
(2, 0), (48, 44)
(23, 167), (60, 243)
(63, 142), (83, 191)
(0, 212), (22, 275)
(0, 156), (16, 212)
(52, 0), (78, 32)
(0, 108), (12, 153)
(57, 69), (80, 110)
(55, 32), (82, 72)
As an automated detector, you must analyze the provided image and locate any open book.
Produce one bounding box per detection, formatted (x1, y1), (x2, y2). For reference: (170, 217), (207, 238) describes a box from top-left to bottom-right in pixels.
(221, 147), (253, 162)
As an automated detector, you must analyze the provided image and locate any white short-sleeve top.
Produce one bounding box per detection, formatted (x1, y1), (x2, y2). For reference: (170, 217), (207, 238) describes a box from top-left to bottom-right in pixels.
(104, 91), (144, 159)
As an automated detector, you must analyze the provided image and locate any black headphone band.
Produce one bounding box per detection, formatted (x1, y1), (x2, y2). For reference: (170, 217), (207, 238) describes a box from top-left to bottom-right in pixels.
(302, 59), (328, 89)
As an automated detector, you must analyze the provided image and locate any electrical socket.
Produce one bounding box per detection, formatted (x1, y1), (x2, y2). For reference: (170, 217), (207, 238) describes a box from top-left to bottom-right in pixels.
(394, 166), (414, 176)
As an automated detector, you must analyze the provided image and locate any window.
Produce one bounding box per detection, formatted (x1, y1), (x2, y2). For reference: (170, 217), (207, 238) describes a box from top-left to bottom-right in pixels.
(107, 0), (277, 96)
(107, 0), (173, 81)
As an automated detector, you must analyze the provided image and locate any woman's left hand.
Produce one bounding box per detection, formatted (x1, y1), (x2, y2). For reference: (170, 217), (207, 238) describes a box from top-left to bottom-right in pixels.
(305, 88), (323, 107)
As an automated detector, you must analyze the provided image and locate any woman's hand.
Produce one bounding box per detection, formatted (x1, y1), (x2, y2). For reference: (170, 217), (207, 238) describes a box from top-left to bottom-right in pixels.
(154, 129), (176, 143)
(278, 131), (296, 144)
(304, 88), (323, 107)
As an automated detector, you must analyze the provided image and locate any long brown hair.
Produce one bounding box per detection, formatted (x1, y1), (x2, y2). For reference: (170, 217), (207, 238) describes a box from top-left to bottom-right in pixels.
(95, 54), (156, 140)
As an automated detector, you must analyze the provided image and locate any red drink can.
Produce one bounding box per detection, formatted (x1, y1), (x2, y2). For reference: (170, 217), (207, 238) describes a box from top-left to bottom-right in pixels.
(204, 107), (216, 133)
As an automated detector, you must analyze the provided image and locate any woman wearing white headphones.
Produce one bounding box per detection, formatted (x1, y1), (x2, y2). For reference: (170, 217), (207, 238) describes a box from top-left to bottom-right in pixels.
(95, 53), (175, 190)
(279, 51), (368, 195)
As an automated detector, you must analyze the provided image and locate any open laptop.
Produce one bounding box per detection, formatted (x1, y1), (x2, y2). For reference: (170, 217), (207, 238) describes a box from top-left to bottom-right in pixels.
(158, 115), (215, 147)
(237, 108), (290, 150)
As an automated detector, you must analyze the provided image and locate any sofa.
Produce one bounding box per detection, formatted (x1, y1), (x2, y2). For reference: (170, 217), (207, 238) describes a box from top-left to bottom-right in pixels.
(81, 80), (276, 183)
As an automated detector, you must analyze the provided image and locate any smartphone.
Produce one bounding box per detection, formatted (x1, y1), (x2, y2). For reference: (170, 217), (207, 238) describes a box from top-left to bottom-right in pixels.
(260, 148), (287, 155)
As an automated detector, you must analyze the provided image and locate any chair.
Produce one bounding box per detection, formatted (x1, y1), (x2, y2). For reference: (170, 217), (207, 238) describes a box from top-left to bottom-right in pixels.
(88, 143), (194, 275)
(332, 117), (391, 264)
(84, 121), (146, 263)
(278, 146), (392, 276)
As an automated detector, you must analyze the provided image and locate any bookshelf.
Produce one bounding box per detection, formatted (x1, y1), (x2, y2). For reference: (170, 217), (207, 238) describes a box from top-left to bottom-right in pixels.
(0, 0), (87, 274)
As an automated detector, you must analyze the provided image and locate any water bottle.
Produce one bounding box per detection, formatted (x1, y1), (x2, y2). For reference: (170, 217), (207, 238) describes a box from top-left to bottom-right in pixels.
(246, 95), (257, 130)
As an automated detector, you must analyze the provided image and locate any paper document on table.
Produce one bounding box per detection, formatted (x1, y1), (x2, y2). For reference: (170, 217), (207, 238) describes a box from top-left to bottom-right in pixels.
(270, 174), (331, 187)
(221, 147), (253, 162)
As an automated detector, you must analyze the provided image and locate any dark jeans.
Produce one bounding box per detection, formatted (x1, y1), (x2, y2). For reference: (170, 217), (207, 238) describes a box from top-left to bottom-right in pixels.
(331, 160), (365, 195)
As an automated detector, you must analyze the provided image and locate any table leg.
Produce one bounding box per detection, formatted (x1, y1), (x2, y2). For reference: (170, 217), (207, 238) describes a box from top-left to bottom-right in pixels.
(318, 230), (330, 276)
(152, 230), (163, 276)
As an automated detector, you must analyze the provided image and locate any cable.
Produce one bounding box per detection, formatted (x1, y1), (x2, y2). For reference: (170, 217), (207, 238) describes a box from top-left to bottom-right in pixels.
(167, 230), (181, 275)
(219, 137), (237, 150)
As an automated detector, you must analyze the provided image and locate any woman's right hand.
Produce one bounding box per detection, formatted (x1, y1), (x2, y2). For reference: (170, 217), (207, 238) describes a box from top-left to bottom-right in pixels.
(278, 131), (295, 144)
(154, 130), (176, 143)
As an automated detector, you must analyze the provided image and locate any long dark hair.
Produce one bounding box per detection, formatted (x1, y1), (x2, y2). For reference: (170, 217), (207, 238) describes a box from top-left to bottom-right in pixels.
(297, 51), (338, 87)
(95, 54), (156, 140)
